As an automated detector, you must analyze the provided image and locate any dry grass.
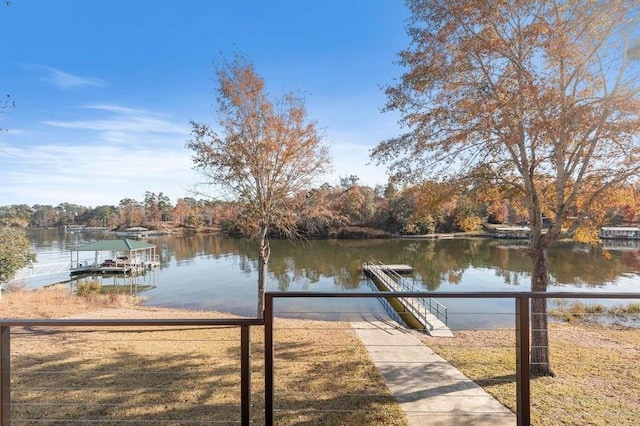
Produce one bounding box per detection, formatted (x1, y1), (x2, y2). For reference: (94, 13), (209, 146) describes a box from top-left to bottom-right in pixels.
(1, 286), (406, 425)
(419, 323), (640, 426)
(1, 282), (142, 319)
(270, 319), (406, 425)
(549, 300), (640, 325)
(7, 286), (638, 424)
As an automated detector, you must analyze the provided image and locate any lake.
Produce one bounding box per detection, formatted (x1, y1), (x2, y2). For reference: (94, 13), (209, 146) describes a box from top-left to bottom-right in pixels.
(19, 229), (640, 328)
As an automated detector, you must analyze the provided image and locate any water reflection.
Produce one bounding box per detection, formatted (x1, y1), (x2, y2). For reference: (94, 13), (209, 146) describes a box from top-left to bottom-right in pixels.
(24, 231), (640, 322)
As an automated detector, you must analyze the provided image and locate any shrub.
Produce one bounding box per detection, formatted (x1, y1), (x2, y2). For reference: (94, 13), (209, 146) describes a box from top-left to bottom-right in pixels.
(76, 279), (102, 297)
(456, 215), (483, 232)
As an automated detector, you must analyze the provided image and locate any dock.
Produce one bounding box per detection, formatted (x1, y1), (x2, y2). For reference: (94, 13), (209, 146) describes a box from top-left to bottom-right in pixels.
(70, 239), (160, 277)
(363, 262), (453, 337)
(70, 259), (157, 276)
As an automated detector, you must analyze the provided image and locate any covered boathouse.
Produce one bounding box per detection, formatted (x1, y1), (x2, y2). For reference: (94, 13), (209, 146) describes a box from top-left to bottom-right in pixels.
(70, 239), (160, 276)
(599, 226), (640, 240)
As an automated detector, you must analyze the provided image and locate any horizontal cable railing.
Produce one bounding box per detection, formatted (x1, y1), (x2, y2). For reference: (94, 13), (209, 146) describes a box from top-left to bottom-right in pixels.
(1, 318), (261, 425)
(2, 292), (639, 425)
(264, 291), (640, 426)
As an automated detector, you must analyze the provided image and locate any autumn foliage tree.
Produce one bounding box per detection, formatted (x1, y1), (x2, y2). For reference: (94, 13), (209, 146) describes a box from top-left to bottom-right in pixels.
(187, 56), (331, 315)
(372, 0), (640, 375)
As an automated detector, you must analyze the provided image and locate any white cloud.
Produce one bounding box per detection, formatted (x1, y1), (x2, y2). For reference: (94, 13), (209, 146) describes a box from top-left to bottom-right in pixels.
(43, 104), (188, 138)
(1, 102), (199, 205)
(0, 142), (199, 206)
(2, 95), (394, 205)
(0, 128), (30, 136)
(41, 66), (107, 89)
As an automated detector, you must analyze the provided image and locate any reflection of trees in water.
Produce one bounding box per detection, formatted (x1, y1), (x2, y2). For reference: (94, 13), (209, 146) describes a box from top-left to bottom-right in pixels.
(67, 232), (639, 291)
(487, 243), (530, 287)
(387, 239), (630, 290)
(549, 243), (625, 287)
(619, 250), (640, 272)
(266, 240), (384, 290)
(409, 239), (488, 290)
(493, 269), (526, 286)
(162, 236), (250, 265)
(226, 238), (426, 290)
(485, 241), (628, 288)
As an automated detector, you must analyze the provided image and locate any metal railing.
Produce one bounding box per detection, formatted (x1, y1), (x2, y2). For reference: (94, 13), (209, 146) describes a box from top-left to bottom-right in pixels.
(364, 279), (405, 324)
(264, 291), (640, 426)
(363, 261), (448, 325)
(1, 317), (261, 425)
(378, 262), (449, 325)
(1, 291), (639, 425)
(10, 262), (71, 281)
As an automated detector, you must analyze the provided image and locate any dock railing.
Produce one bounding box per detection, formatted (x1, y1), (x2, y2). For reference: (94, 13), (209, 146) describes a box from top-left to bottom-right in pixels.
(378, 262), (449, 325)
(364, 261), (449, 325)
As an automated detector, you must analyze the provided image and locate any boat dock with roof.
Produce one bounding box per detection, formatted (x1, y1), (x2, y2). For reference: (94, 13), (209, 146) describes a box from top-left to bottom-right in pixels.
(599, 226), (640, 240)
(70, 239), (160, 276)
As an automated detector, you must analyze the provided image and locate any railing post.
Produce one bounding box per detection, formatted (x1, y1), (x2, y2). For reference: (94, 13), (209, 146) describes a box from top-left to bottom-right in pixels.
(1, 326), (10, 426)
(264, 294), (274, 426)
(240, 325), (251, 426)
(515, 296), (531, 426)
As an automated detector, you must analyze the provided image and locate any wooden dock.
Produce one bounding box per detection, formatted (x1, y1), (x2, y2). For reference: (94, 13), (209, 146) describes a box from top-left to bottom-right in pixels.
(363, 262), (453, 337)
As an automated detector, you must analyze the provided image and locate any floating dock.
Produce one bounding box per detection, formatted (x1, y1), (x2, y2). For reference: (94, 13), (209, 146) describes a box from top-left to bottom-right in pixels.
(363, 262), (453, 337)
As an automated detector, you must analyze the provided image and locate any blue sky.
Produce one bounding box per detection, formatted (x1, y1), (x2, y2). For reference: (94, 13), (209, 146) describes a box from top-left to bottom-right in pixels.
(0, 1), (409, 207)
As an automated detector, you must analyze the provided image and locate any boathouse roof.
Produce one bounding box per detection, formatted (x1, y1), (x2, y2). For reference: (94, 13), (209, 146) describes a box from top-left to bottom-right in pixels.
(73, 239), (155, 252)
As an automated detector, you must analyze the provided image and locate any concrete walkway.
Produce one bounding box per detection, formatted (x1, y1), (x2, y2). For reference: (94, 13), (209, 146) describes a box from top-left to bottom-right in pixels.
(352, 320), (516, 426)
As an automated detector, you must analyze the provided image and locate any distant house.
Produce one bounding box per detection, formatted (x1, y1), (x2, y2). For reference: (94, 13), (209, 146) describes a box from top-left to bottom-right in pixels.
(113, 226), (149, 239)
(599, 227), (640, 240)
(493, 226), (531, 239)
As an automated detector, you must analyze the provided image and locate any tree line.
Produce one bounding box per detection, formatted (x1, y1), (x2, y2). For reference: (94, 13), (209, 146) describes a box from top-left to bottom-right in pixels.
(2, 177), (639, 237)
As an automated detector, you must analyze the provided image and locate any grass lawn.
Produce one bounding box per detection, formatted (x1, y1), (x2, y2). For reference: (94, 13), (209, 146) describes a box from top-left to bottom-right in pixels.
(419, 323), (640, 425)
(3, 284), (638, 425)
(1, 285), (406, 425)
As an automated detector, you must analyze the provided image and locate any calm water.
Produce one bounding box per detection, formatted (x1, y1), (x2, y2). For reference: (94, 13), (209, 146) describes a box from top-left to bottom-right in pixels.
(21, 229), (640, 328)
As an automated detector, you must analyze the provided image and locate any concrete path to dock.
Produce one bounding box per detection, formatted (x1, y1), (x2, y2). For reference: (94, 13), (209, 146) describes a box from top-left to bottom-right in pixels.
(352, 320), (516, 426)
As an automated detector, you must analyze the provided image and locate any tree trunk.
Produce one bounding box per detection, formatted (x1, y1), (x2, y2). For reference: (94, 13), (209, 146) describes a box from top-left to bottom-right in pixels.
(530, 240), (555, 377)
(257, 226), (270, 317)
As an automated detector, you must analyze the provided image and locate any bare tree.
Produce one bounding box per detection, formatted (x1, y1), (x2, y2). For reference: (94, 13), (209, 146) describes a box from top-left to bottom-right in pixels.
(1, 95), (14, 134)
(372, 0), (640, 375)
(187, 56), (331, 315)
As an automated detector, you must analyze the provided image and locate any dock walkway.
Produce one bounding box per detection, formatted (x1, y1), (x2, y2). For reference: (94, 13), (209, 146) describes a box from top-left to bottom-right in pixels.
(363, 263), (453, 337)
(353, 320), (516, 425)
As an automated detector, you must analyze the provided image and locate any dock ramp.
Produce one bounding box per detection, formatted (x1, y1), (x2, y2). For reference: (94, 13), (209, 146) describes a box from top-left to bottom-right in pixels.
(363, 262), (453, 337)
